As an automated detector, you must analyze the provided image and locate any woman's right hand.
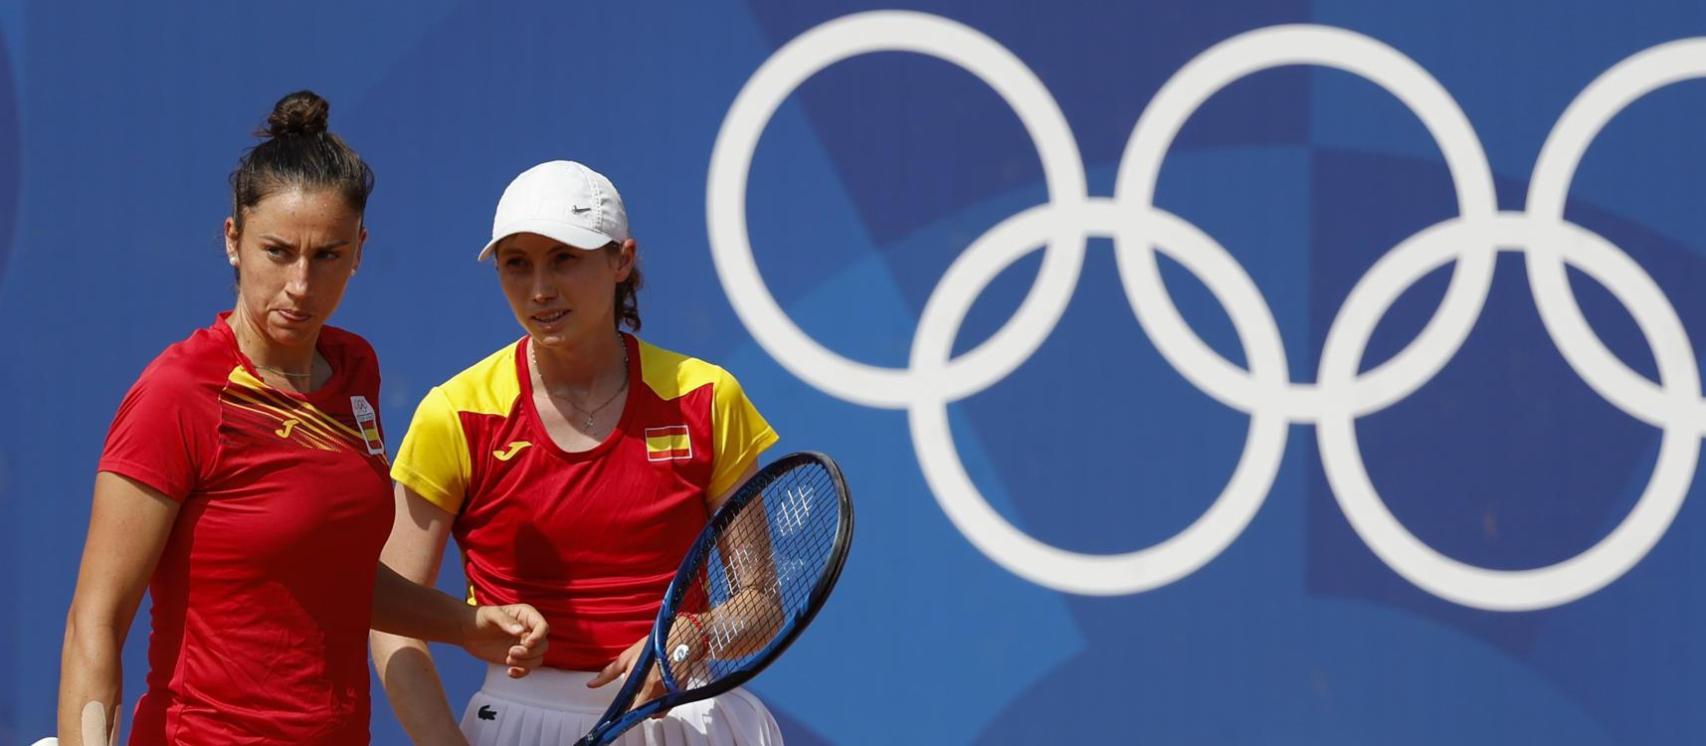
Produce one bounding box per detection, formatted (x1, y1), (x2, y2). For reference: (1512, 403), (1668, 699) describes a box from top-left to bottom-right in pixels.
(587, 635), (673, 718)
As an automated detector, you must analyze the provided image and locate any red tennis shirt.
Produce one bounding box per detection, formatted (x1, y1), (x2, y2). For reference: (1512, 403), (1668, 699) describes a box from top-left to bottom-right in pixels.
(98, 314), (393, 745)
(390, 334), (777, 671)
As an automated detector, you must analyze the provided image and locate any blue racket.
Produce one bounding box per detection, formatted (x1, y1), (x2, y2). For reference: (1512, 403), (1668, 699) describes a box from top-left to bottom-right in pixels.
(575, 451), (854, 746)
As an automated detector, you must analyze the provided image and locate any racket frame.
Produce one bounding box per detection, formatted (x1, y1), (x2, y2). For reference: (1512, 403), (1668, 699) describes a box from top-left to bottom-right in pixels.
(576, 451), (853, 746)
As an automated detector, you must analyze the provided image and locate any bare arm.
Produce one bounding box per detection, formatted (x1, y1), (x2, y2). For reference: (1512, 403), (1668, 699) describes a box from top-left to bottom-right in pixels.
(369, 483), (473, 746)
(702, 463), (782, 659)
(59, 472), (181, 746)
(371, 558), (478, 643)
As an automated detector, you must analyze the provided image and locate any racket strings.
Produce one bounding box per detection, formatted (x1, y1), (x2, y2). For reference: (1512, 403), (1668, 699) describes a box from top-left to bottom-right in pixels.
(661, 463), (842, 689)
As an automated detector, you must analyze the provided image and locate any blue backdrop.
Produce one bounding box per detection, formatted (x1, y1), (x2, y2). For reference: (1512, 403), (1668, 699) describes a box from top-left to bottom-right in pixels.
(4, 2), (1706, 744)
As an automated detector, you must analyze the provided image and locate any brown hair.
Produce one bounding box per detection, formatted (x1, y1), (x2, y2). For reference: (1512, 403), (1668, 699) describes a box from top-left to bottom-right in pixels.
(229, 90), (374, 233)
(607, 242), (643, 331)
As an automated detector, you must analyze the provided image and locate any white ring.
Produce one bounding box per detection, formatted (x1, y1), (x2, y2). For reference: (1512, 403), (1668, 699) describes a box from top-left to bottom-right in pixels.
(707, 10), (1087, 409)
(1318, 215), (1698, 610)
(1117, 24), (1498, 417)
(1527, 38), (1706, 431)
(910, 201), (1289, 595)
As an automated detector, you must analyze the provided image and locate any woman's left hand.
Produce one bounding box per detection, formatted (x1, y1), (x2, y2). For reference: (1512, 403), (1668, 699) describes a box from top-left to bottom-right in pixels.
(460, 603), (550, 678)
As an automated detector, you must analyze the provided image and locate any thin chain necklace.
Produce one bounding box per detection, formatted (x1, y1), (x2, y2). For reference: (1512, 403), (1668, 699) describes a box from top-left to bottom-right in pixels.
(234, 320), (316, 382)
(533, 336), (629, 429)
(253, 362), (314, 380)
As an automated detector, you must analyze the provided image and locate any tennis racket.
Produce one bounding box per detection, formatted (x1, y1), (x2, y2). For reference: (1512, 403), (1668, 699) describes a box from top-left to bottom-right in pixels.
(574, 451), (854, 746)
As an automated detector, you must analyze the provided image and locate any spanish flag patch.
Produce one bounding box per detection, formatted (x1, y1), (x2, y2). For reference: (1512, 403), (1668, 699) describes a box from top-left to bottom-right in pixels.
(645, 425), (692, 462)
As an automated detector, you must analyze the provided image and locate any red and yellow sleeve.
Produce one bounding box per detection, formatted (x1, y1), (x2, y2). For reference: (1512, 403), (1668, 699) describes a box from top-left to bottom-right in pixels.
(708, 371), (779, 499)
(391, 386), (473, 514)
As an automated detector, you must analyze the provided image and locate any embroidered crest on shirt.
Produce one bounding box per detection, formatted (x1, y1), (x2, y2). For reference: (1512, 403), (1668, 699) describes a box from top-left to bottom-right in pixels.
(350, 396), (386, 456)
(644, 425), (692, 462)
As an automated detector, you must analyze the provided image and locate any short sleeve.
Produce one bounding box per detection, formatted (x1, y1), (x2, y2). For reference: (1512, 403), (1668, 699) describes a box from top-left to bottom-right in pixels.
(708, 371), (779, 499)
(391, 386), (473, 514)
(97, 375), (215, 501)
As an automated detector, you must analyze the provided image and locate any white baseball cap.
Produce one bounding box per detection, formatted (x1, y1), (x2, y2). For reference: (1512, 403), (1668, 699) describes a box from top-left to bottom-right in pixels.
(476, 160), (630, 260)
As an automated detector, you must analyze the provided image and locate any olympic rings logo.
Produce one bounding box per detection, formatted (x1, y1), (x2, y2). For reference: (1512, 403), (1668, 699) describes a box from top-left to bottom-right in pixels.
(707, 11), (1706, 611)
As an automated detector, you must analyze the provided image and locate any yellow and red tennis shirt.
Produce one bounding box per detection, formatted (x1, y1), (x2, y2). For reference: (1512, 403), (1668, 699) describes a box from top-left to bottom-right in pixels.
(97, 313), (392, 745)
(391, 333), (777, 671)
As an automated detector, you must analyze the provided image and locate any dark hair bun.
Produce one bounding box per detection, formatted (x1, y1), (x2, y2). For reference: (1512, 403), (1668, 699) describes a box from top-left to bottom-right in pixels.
(230, 89), (374, 232)
(262, 90), (330, 138)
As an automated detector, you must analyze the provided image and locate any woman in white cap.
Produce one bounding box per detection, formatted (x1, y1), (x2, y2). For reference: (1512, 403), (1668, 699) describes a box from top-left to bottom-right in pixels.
(373, 161), (785, 745)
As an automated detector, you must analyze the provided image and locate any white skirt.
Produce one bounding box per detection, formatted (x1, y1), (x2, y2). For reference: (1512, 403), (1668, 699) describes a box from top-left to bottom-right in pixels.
(460, 665), (785, 746)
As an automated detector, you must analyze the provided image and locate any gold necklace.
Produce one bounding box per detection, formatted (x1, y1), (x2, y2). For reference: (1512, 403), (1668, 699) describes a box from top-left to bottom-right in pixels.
(533, 337), (629, 429)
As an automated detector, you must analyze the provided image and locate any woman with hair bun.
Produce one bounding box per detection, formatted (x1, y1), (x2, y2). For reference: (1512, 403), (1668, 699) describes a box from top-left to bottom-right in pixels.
(54, 91), (549, 746)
